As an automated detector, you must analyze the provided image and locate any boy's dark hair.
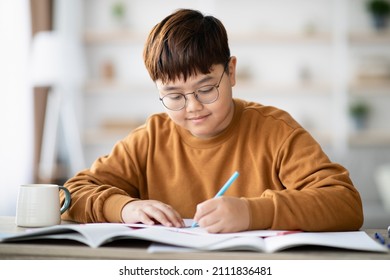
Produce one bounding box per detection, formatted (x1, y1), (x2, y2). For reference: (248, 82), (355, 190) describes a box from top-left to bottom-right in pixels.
(143, 9), (230, 83)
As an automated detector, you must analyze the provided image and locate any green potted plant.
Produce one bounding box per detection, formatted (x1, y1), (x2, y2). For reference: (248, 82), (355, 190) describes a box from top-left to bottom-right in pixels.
(366, 0), (390, 30)
(111, 1), (126, 27)
(349, 100), (370, 130)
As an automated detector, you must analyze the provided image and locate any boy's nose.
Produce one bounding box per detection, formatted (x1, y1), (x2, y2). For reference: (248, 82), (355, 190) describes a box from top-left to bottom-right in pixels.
(185, 94), (203, 112)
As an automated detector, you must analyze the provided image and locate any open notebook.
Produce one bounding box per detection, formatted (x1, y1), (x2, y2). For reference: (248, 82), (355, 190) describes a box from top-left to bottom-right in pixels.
(0, 220), (387, 253)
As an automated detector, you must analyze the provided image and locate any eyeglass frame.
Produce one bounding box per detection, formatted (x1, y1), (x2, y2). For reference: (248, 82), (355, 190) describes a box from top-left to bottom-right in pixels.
(158, 59), (230, 111)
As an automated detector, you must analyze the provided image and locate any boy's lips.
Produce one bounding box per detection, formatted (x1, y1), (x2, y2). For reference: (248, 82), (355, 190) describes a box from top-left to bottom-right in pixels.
(187, 114), (210, 123)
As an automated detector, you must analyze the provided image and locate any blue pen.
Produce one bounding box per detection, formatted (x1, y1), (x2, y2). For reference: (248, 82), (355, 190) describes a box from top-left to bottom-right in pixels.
(374, 232), (386, 245)
(191, 171), (240, 228)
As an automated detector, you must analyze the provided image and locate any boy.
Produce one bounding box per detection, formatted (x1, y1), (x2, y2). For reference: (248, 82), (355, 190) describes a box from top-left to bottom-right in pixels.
(61, 9), (363, 233)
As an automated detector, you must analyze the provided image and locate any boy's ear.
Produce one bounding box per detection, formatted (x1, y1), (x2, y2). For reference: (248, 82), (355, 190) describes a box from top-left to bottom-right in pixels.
(228, 56), (237, 87)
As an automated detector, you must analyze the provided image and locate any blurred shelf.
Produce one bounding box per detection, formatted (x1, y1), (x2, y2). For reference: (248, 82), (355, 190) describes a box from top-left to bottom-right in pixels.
(349, 130), (390, 147)
(84, 29), (332, 45)
(84, 130), (125, 146)
(84, 29), (145, 44)
(235, 80), (332, 95)
(83, 115), (145, 145)
(229, 31), (332, 44)
(349, 31), (390, 45)
(308, 130), (333, 147)
(85, 29), (390, 46)
(84, 80), (155, 94)
(84, 127), (140, 146)
(349, 80), (390, 94)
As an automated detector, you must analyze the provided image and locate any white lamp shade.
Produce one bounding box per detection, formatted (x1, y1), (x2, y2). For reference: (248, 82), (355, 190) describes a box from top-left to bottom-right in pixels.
(30, 31), (86, 87)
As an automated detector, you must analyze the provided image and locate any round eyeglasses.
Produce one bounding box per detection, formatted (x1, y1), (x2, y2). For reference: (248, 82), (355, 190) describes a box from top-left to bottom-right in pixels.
(159, 62), (228, 111)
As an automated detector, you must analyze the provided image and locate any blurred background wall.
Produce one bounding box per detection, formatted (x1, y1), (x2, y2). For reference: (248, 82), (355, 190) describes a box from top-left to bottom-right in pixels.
(0, 1), (33, 217)
(1, 0), (389, 228)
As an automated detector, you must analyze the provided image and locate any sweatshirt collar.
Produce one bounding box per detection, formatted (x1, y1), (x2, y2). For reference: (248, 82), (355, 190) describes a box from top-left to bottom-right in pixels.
(175, 99), (244, 149)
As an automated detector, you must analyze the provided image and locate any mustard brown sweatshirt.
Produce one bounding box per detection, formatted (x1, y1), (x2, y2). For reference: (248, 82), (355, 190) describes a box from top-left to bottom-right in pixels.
(61, 99), (363, 231)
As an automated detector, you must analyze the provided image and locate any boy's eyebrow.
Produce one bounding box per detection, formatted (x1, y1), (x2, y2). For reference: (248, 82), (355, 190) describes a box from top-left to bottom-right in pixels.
(160, 75), (215, 91)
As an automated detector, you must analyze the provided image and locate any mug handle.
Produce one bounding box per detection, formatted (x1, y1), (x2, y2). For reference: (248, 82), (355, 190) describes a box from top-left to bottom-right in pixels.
(59, 186), (71, 214)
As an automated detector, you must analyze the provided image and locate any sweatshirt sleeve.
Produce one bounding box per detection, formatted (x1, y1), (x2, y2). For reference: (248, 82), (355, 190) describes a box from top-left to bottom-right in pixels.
(245, 128), (364, 231)
(60, 135), (145, 223)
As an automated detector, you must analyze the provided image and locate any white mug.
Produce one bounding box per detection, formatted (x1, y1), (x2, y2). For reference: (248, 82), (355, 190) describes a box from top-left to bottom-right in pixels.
(15, 184), (71, 227)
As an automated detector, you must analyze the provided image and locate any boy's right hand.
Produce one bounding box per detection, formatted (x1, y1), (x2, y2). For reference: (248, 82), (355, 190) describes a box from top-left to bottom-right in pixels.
(121, 200), (185, 228)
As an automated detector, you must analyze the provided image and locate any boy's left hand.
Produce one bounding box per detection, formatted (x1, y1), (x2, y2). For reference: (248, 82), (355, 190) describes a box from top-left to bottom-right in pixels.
(193, 196), (250, 233)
